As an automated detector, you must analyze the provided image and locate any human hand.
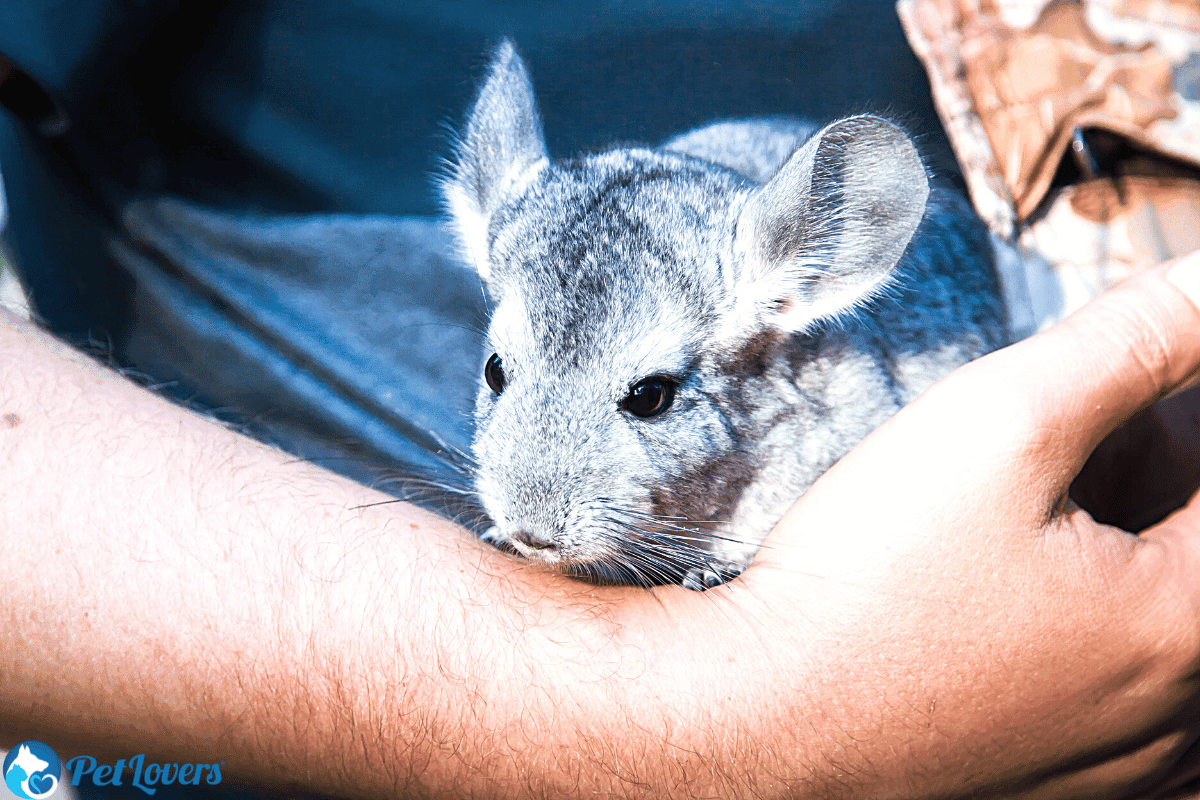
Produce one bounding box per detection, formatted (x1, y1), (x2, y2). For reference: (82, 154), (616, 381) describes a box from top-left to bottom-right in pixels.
(720, 252), (1200, 798)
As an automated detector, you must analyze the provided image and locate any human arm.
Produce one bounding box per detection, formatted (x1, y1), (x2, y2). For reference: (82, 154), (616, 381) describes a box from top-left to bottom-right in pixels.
(2, 253), (1200, 799)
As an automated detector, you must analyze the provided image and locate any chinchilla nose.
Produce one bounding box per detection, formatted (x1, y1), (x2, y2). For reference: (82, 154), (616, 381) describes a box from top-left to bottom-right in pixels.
(513, 529), (557, 551)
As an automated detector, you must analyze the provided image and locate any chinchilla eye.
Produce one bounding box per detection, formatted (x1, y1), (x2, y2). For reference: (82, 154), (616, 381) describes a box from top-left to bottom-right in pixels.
(622, 377), (676, 418)
(485, 353), (506, 394)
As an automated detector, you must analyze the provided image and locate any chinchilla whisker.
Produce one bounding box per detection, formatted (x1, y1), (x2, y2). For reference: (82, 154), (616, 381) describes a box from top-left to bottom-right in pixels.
(610, 509), (733, 538)
(601, 509), (755, 552)
(594, 512), (694, 544)
(620, 509), (725, 526)
(594, 517), (709, 565)
(616, 516), (718, 537)
(600, 508), (715, 534)
(375, 475), (475, 499)
(604, 529), (715, 574)
(428, 439), (480, 476)
(618, 510), (764, 552)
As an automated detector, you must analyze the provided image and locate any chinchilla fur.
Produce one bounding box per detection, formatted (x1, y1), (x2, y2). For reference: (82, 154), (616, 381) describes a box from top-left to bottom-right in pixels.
(442, 40), (1008, 590)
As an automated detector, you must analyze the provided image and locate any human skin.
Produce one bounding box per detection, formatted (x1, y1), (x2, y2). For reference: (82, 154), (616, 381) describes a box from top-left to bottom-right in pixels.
(1, 255), (1200, 799)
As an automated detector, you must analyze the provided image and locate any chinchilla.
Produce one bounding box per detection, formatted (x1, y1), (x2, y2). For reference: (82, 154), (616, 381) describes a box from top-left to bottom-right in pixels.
(442, 40), (1007, 590)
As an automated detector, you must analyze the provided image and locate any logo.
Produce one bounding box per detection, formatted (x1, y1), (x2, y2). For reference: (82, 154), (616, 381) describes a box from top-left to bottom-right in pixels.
(4, 744), (223, 798)
(64, 755), (222, 795)
(4, 742), (61, 800)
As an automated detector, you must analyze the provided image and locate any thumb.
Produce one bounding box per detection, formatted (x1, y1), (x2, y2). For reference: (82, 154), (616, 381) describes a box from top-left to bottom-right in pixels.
(939, 252), (1200, 509)
(1022, 253), (1200, 461)
(925, 253), (1200, 484)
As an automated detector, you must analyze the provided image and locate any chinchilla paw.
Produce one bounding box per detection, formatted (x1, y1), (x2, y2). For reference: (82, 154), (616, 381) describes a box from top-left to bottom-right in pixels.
(681, 561), (745, 591)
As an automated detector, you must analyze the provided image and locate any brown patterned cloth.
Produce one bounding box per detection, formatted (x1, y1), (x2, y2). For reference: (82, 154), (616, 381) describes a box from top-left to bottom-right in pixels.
(899, 0), (1200, 335)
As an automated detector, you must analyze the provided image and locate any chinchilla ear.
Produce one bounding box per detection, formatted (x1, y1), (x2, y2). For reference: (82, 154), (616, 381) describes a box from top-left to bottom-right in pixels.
(443, 39), (548, 283)
(729, 115), (929, 332)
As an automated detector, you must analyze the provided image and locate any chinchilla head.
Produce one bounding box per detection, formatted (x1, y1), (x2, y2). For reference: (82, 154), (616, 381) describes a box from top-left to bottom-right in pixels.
(443, 40), (930, 585)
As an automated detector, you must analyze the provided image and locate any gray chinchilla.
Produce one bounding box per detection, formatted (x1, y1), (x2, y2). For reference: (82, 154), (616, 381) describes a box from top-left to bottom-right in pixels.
(442, 40), (1008, 590)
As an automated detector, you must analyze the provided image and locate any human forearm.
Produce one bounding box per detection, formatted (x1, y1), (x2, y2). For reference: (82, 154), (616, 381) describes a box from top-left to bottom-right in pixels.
(0, 306), (451, 792)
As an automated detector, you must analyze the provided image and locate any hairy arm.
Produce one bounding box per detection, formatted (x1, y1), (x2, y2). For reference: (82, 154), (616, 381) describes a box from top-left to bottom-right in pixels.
(0, 306), (811, 798)
(3, 253), (1200, 799)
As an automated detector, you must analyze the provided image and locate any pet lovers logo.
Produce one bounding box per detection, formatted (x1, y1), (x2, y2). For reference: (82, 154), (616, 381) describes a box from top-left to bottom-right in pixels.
(5, 741), (224, 797)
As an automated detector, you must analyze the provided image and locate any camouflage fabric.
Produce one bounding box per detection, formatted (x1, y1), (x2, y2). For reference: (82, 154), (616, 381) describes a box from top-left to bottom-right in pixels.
(899, 0), (1200, 336)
